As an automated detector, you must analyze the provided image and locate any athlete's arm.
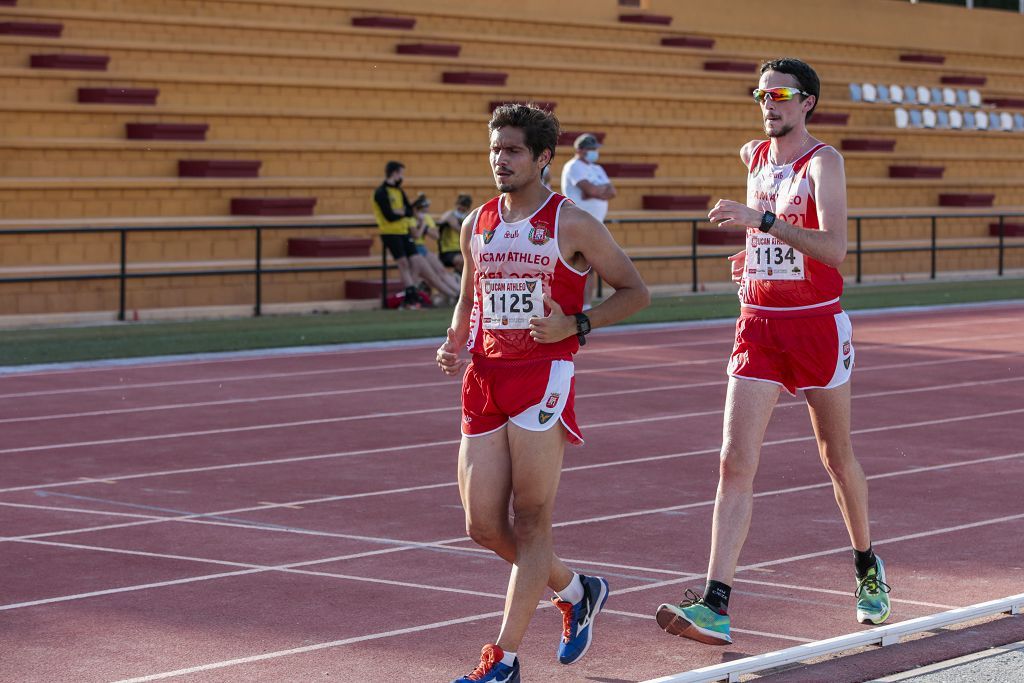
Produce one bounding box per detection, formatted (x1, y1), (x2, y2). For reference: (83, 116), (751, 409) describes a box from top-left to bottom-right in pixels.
(436, 209), (478, 375)
(529, 204), (649, 343)
(708, 147), (848, 267)
(739, 139), (761, 169)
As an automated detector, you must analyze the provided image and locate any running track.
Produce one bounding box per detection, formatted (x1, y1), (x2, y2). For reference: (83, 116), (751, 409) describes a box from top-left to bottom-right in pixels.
(1, 303), (1023, 682)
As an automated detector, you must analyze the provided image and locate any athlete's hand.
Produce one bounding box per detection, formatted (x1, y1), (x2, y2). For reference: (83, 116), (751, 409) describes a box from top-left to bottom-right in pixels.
(436, 327), (466, 376)
(709, 199), (763, 229)
(528, 295), (575, 344)
(728, 250), (745, 284)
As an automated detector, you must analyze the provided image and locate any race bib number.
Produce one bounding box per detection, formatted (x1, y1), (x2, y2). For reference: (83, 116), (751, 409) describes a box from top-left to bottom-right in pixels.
(745, 232), (805, 281)
(482, 278), (543, 329)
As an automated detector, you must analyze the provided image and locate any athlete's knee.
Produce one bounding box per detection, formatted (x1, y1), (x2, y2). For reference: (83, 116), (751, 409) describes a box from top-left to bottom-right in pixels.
(465, 516), (508, 550)
(510, 500), (552, 539)
(718, 444), (758, 486)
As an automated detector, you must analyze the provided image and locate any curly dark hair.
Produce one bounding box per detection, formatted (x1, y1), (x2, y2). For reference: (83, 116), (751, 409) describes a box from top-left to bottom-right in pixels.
(760, 58), (820, 122)
(488, 103), (560, 164)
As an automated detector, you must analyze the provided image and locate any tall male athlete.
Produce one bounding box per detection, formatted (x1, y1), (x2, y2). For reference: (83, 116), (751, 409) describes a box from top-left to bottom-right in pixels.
(655, 58), (891, 646)
(436, 104), (649, 682)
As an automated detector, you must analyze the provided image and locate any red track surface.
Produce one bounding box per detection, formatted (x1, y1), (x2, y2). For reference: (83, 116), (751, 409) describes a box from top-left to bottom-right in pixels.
(2, 303), (1023, 682)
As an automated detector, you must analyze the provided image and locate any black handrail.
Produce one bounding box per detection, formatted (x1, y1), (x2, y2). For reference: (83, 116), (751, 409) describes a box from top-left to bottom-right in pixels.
(1, 213), (1022, 319)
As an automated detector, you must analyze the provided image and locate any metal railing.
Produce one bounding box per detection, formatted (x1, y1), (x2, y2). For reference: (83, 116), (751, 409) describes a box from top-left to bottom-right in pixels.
(1, 211), (1022, 319)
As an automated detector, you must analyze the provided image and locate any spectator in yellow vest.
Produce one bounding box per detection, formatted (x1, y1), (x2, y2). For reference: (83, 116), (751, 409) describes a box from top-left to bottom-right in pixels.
(372, 160), (422, 308)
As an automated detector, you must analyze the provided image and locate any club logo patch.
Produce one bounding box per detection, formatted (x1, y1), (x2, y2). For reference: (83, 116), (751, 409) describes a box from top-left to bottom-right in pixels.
(483, 228), (495, 244)
(528, 221), (550, 245)
(842, 340), (851, 356)
(844, 358), (851, 370)
(525, 281), (537, 293)
(538, 410), (554, 424)
(545, 392), (560, 409)
(792, 266), (802, 274)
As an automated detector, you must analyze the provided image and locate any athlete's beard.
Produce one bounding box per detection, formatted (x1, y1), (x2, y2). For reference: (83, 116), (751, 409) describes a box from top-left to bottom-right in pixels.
(766, 121), (795, 138)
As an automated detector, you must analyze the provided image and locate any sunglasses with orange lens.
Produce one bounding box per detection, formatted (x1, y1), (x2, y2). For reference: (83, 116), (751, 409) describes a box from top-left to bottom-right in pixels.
(752, 87), (810, 103)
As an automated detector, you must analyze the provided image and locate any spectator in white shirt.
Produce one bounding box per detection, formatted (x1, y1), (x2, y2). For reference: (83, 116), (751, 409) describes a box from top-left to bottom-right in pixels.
(561, 133), (617, 308)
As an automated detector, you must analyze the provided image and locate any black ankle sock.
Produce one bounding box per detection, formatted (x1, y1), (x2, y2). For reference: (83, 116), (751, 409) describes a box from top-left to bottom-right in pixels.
(854, 546), (876, 577)
(703, 580), (731, 615)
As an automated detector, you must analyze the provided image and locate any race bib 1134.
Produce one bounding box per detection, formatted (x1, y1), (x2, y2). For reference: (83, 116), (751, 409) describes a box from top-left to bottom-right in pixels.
(745, 232), (805, 281)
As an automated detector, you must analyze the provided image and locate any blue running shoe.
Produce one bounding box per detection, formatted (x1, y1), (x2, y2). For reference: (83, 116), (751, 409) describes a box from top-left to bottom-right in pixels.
(552, 574), (610, 665)
(452, 644), (519, 683)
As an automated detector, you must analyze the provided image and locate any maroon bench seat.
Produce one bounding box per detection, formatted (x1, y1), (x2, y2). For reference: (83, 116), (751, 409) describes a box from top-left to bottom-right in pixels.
(697, 228), (744, 246)
(178, 160), (261, 178)
(0, 1), (18, 6)
(889, 165), (945, 179)
(989, 223), (1024, 237)
(557, 130), (605, 146)
(351, 16), (415, 29)
(899, 53), (945, 64)
(841, 139), (896, 152)
(661, 36), (714, 49)
(289, 237), (373, 257)
(443, 71), (507, 86)
(941, 75), (986, 86)
(345, 279), (404, 300)
(230, 197), (317, 216)
(126, 123), (208, 140)
(810, 112), (849, 126)
(642, 195), (710, 211)
(984, 97), (1024, 109)
(490, 100), (556, 112)
(396, 43), (460, 57)
(619, 13), (672, 25)
(30, 54), (109, 71)
(0, 21), (62, 37)
(939, 193), (994, 207)
(704, 60), (757, 73)
(79, 88), (158, 105)
(600, 162), (657, 178)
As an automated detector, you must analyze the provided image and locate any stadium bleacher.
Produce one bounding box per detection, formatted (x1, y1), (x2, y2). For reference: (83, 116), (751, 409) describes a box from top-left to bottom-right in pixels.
(0, 0), (1022, 317)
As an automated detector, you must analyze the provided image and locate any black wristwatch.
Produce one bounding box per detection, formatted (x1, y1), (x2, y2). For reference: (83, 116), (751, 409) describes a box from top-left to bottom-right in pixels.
(574, 312), (591, 346)
(759, 211), (776, 233)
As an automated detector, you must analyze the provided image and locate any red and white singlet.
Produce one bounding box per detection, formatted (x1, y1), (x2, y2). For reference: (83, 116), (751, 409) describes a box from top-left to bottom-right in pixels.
(741, 140), (844, 316)
(467, 192), (588, 360)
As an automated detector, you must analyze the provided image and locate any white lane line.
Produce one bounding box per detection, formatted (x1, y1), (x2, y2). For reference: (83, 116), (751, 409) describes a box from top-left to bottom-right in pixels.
(730, 578), (956, 610)
(2, 349), (1019, 457)
(0, 321), (1015, 404)
(2, 537), (506, 612)
(8, 340), (1020, 426)
(111, 609), (508, 683)
(105, 511), (1024, 682)
(0, 377), (726, 425)
(0, 337), (729, 403)
(604, 608), (814, 643)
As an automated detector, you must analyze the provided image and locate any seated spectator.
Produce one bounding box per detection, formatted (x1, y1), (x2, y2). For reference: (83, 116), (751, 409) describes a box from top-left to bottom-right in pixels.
(437, 193), (472, 273)
(411, 194), (461, 304)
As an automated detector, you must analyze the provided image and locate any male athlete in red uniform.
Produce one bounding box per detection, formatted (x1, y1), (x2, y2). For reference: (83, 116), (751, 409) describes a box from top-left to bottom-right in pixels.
(436, 104), (648, 682)
(655, 58), (891, 646)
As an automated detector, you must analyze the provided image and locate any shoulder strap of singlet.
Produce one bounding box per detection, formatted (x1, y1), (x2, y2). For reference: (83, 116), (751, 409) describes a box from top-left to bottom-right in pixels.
(792, 143), (830, 175)
(748, 140), (772, 173)
(474, 196), (502, 233)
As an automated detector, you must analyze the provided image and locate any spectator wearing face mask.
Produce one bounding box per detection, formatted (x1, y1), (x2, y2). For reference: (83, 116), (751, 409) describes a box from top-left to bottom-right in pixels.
(438, 193), (472, 274)
(560, 134), (616, 309)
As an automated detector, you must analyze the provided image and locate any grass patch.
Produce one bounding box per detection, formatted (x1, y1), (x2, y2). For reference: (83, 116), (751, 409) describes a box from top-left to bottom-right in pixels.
(1, 278), (1021, 367)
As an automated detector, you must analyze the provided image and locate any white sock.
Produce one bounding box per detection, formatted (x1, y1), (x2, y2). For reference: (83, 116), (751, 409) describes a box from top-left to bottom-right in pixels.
(500, 650), (517, 666)
(555, 573), (585, 604)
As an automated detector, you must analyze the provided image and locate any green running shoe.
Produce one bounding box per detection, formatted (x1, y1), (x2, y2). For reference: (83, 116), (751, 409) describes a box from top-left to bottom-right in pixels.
(856, 556), (892, 625)
(656, 589), (732, 645)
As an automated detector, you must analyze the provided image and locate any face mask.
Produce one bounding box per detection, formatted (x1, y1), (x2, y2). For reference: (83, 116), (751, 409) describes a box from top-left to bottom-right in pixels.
(584, 150), (599, 163)
(392, 178), (403, 187)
